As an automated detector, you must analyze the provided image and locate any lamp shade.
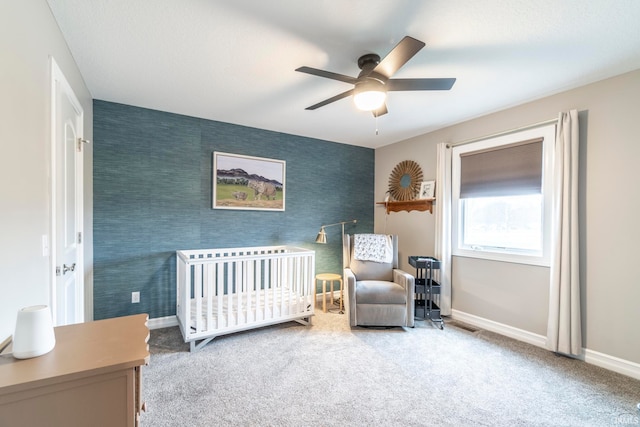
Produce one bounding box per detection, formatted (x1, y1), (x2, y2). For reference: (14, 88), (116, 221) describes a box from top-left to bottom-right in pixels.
(315, 228), (327, 244)
(13, 305), (56, 359)
(314, 220), (357, 244)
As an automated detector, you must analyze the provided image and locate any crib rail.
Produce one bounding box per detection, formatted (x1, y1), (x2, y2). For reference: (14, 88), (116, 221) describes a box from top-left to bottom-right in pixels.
(176, 246), (315, 351)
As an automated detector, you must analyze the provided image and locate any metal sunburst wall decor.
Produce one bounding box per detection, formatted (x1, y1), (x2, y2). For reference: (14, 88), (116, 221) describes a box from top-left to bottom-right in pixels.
(388, 160), (423, 201)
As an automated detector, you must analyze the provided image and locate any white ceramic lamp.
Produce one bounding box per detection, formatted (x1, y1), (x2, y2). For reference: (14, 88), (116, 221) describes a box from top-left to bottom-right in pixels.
(13, 305), (56, 359)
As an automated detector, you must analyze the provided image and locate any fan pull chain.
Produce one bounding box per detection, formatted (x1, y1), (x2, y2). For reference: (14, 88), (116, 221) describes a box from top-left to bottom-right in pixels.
(375, 115), (379, 136)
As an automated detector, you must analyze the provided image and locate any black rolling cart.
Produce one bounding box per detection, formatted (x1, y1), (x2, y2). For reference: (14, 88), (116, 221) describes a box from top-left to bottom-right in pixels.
(408, 256), (444, 329)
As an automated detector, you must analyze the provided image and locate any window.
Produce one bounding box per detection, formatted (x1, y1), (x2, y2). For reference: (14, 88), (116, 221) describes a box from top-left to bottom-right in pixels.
(452, 124), (555, 266)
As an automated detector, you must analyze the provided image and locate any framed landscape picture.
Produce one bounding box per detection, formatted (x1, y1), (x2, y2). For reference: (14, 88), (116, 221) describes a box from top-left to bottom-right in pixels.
(213, 152), (286, 211)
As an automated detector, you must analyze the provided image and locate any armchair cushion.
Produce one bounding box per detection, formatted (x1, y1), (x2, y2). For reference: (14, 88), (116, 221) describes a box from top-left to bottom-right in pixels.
(349, 259), (393, 281)
(355, 280), (408, 304)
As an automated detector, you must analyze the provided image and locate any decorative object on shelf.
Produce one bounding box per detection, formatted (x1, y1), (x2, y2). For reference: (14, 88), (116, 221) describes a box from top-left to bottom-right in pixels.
(12, 305), (56, 359)
(388, 160), (423, 201)
(418, 180), (436, 199)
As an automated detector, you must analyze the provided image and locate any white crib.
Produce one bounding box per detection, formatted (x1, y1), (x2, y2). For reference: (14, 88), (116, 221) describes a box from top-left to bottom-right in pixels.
(176, 246), (315, 351)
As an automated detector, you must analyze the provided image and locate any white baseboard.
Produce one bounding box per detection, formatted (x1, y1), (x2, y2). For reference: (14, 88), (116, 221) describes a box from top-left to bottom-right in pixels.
(584, 349), (640, 381)
(451, 309), (640, 380)
(315, 290), (343, 304)
(451, 309), (547, 348)
(148, 315), (178, 330)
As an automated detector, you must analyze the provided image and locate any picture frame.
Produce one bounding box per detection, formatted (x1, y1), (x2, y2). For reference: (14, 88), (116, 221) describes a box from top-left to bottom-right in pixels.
(418, 180), (436, 199)
(213, 152), (285, 211)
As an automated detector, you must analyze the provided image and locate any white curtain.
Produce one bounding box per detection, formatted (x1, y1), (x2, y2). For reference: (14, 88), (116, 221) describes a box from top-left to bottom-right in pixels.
(546, 110), (582, 356)
(434, 142), (452, 316)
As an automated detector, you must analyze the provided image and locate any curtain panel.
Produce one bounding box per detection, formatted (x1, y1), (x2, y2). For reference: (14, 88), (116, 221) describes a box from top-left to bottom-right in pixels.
(434, 142), (452, 316)
(546, 109), (582, 356)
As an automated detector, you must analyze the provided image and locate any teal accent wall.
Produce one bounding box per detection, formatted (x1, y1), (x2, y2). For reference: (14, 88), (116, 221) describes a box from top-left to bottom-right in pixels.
(93, 100), (374, 320)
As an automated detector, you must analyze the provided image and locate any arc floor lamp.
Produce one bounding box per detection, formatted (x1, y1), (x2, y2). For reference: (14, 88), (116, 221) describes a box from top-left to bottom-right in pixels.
(315, 220), (357, 314)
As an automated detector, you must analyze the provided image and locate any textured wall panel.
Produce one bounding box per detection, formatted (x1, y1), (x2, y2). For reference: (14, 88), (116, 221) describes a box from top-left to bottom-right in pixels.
(93, 100), (373, 320)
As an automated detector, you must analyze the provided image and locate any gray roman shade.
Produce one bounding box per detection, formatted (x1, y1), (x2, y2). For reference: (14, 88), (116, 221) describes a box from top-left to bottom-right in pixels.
(460, 138), (543, 198)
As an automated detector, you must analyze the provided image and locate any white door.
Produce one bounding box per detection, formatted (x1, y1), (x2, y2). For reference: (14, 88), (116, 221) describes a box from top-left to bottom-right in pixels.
(51, 59), (84, 326)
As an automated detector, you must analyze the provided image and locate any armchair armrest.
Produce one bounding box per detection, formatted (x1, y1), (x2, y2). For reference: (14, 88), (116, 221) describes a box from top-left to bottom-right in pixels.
(344, 268), (357, 326)
(393, 269), (415, 292)
(393, 269), (415, 327)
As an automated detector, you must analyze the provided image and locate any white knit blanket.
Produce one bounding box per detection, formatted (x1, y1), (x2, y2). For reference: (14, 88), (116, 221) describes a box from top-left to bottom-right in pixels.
(353, 234), (393, 263)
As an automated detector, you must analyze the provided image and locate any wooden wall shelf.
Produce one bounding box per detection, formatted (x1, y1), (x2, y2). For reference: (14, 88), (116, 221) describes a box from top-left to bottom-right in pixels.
(377, 199), (435, 214)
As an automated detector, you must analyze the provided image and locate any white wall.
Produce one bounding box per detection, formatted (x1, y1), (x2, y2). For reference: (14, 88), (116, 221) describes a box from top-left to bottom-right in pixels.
(376, 69), (640, 366)
(0, 0), (93, 340)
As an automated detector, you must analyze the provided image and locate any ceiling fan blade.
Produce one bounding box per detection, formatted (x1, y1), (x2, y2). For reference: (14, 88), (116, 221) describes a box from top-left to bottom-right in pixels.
(295, 66), (358, 84)
(372, 36), (426, 79)
(387, 78), (456, 91)
(305, 89), (354, 110)
(372, 103), (388, 117)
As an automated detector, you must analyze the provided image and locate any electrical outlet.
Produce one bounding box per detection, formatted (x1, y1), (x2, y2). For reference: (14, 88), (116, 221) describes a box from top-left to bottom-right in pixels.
(131, 291), (140, 303)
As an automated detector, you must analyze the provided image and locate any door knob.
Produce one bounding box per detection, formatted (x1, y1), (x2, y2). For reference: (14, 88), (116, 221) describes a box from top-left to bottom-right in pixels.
(63, 263), (76, 274)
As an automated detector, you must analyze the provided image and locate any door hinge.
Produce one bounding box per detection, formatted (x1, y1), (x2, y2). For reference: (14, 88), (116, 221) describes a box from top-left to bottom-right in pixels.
(78, 232), (82, 244)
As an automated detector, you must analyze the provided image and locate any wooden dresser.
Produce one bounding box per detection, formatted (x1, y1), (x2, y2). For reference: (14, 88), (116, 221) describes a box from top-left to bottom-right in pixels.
(0, 313), (149, 427)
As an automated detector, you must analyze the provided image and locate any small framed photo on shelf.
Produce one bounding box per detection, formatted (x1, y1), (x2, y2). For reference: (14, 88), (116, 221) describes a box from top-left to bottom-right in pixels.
(418, 180), (435, 199)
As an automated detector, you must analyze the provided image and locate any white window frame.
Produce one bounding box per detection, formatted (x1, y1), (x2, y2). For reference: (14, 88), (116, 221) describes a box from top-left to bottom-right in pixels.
(451, 124), (556, 266)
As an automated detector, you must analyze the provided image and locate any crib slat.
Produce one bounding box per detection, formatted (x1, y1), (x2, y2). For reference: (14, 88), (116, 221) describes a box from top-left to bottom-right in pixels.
(177, 253), (191, 339)
(195, 264), (203, 333)
(217, 261), (224, 329)
(272, 257), (278, 319)
(281, 256), (287, 315)
(236, 260), (244, 325)
(307, 257), (312, 309)
(307, 255), (313, 309)
(255, 259), (260, 321)
(206, 262), (213, 332)
(247, 259), (254, 323)
(303, 255), (310, 312)
(264, 258), (270, 320)
(296, 255), (302, 313)
(301, 254), (308, 311)
(226, 261), (233, 327)
(240, 260), (245, 322)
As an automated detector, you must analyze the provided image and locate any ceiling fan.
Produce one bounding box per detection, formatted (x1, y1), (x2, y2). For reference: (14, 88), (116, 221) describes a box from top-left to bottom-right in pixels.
(295, 36), (456, 117)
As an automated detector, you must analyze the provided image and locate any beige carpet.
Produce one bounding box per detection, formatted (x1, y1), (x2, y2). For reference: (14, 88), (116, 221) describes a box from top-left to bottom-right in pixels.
(142, 309), (640, 426)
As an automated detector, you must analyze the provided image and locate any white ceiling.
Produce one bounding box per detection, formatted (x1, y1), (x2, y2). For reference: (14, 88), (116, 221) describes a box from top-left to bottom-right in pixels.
(47, 0), (640, 148)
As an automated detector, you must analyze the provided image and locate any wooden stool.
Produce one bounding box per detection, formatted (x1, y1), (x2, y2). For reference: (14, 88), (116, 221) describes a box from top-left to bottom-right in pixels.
(315, 273), (343, 314)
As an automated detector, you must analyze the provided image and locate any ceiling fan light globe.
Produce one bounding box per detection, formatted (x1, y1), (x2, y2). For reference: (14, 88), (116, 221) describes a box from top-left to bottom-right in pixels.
(353, 90), (386, 111)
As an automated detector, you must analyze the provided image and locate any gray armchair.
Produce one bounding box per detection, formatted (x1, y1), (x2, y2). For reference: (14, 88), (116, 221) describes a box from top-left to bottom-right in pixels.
(343, 234), (415, 327)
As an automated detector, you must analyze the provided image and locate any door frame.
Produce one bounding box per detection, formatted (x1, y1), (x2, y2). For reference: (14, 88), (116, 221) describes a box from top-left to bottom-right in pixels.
(50, 57), (85, 325)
